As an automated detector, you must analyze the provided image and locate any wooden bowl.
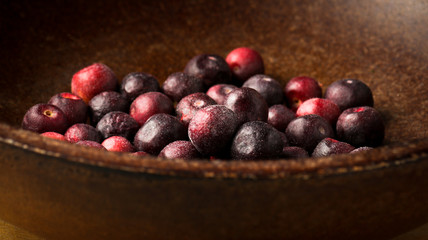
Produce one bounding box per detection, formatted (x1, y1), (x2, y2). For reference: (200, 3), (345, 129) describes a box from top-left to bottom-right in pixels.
(0, 0), (427, 239)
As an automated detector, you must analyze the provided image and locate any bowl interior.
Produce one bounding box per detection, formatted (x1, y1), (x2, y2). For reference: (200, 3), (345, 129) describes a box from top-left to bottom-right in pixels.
(0, 0), (427, 163)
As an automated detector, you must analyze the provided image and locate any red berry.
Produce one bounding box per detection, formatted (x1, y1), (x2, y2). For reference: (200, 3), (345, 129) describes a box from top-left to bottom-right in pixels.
(158, 140), (202, 160)
(284, 76), (322, 111)
(206, 84), (238, 105)
(226, 47), (264, 83)
(296, 98), (341, 125)
(71, 63), (118, 103)
(130, 92), (174, 126)
(102, 136), (135, 152)
(40, 132), (66, 141)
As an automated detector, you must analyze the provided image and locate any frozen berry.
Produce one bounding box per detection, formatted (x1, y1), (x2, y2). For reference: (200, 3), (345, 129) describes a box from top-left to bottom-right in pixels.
(242, 74), (283, 106)
(65, 123), (102, 143)
(76, 140), (106, 150)
(284, 76), (322, 111)
(40, 132), (66, 141)
(231, 121), (283, 160)
(224, 87), (268, 125)
(268, 104), (296, 132)
(158, 140), (202, 160)
(96, 111), (139, 140)
(325, 79), (374, 111)
(282, 146), (309, 159)
(206, 84), (238, 105)
(336, 106), (385, 147)
(88, 91), (129, 124)
(120, 72), (160, 102)
(226, 47), (265, 83)
(184, 54), (231, 88)
(176, 93), (216, 128)
(71, 63), (118, 103)
(312, 138), (355, 157)
(162, 72), (205, 102)
(102, 136), (135, 152)
(48, 92), (88, 125)
(296, 98), (341, 125)
(22, 103), (69, 134)
(134, 113), (187, 155)
(130, 92), (174, 126)
(188, 105), (239, 156)
(350, 146), (374, 153)
(285, 114), (335, 153)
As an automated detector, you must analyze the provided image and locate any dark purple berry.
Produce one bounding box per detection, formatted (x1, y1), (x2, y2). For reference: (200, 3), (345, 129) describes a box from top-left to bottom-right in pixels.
(132, 151), (149, 156)
(188, 105), (239, 156)
(22, 103), (69, 134)
(76, 140), (106, 150)
(231, 121), (283, 160)
(350, 146), (374, 153)
(226, 47), (265, 83)
(48, 92), (88, 125)
(184, 54), (232, 88)
(282, 146), (309, 159)
(268, 104), (296, 132)
(336, 106), (384, 147)
(130, 92), (174, 126)
(158, 140), (202, 160)
(134, 113), (187, 155)
(224, 87), (268, 125)
(120, 72), (160, 102)
(96, 111), (139, 140)
(285, 114), (335, 153)
(312, 138), (355, 157)
(176, 93), (216, 128)
(206, 84), (238, 105)
(324, 79), (374, 111)
(278, 131), (289, 147)
(284, 76), (322, 111)
(102, 136), (135, 152)
(296, 98), (341, 126)
(89, 91), (129, 124)
(65, 123), (102, 143)
(242, 74), (283, 106)
(162, 72), (205, 102)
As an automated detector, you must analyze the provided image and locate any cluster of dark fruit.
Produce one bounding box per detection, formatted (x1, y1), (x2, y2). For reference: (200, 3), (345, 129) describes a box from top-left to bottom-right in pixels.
(21, 47), (385, 160)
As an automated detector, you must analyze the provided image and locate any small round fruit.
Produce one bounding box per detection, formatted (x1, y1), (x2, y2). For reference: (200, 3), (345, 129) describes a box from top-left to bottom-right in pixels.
(224, 87), (268, 125)
(242, 74), (283, 106)
(206, 84), (238, 105)
(284, 76), (322, 111)
(231, 121), (283, 160)
(350, 146), (374, 153)
(158, 141), (202, 160)
(88, 91), (129, 124)
(96, 111), (140, 140)
(176, 93), (217, 128)
(282, 146), (309, 159)
(102, 136), (135, 152)
(268, 104), (296, 132)
(71, 63), (118, 103)
(184, 54), (231, 88)
(134, 113), (187, 155)
(188, 105), (239, 156)
(48, 92), (88, 125)
(76, 140), (106, 150)
(296, 98), (341, 125)
(285, 114), (335, 153)
(226, 47), (265, 83)
(336, 106), (385, 147)
(120, 72), (160, 102)
(325, 79), (374, 111)
(22, 103), (69, 134)
(130, 92), (174, 126)
(65, 123), (103, 143)
(312, 138), (355, 157)
(162, 72), (205, 102)
(40, 132), (66, 141)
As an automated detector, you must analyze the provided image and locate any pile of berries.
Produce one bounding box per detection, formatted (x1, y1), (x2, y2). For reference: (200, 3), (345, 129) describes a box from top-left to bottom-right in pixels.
(21, 47), (385, 160)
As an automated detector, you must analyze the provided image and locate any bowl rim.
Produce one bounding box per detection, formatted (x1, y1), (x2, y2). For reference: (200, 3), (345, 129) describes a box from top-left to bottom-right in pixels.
(1, 122), (428, 179)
